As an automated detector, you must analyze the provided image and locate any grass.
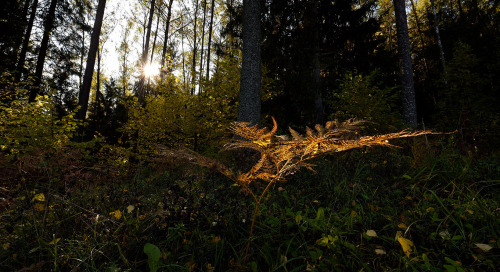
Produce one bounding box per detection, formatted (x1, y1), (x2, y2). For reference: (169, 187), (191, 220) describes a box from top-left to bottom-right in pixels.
(0, 137), (498, 271)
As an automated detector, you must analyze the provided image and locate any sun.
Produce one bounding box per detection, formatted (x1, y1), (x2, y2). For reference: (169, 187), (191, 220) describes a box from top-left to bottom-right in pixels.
(143, 62), (161, 78)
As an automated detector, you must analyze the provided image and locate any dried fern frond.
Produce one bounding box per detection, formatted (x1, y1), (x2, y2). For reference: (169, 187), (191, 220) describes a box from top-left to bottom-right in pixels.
(159, 118), (442, 192)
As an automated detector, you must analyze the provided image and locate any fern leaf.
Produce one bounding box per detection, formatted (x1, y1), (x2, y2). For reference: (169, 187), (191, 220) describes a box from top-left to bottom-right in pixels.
(289, 127), (303, 141)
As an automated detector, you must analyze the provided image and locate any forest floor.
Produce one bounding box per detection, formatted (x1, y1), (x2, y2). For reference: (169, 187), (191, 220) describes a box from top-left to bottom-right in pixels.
(0, 137), (499, 271)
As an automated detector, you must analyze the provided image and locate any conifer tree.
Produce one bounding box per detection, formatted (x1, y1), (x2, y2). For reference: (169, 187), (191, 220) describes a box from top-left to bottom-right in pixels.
(30, 0), (58, 102)
(77, 0), (107, 122)
(393, 0), (417, 128)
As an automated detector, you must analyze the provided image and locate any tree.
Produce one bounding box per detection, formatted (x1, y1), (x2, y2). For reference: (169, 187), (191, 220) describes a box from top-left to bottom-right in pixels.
(311, 0), (324, 125)
(393, 0), (417, 128)
(205, 0), (215, 80)
(237, 0), (261, 125)
(430, 0), (446, 73)
(191, 0), (200, 94)
(29, 0), (58, 102)
(15, 0), (38, 82)
(138, 0), (156, 103)
(77, 0), (107, 122)
(160, 0), (174, 82)
(0, 0), (29, 74)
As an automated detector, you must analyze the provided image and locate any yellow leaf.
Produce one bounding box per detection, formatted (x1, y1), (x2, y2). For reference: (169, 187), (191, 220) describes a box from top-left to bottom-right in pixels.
(475, 243), (492, 252)
(398, 223), (407, 229)
(32, 193), (45, 202)
(395, 230), (403, 240)
(110, 210), (122, 220)
(366, 230), (377, 237)
(374, 249), (386, 255)
(49, 238), (61, 245)
(397, 237), (414, 257)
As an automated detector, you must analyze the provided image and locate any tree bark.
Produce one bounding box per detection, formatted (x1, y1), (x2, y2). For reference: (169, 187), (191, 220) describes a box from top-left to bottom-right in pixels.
(138, 0), (156, 103)
(29, 0), (58, 102)
(191, 0), (200, 94)
(205, 0), (215, 80)
(160, 0), (174, 82)
(16, 0), (38, 82)
(150, 11), (160, 63)
(199, 0), (207, 92)
(237, 0), (261, 125)
(77, 0), (107, 121)
(393, 0), (418, 128)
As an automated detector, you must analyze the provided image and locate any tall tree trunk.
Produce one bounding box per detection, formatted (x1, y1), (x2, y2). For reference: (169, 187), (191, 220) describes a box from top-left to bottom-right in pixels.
(96, 47), (101, 105)
(199, 0), (207, 90)
(149, 12), (160, 95)
(393, 0), (418, 128)
(138, 0), (156, 103)
(29, 0), (58, 102)
(160, 0), (174, 82)
(237, 0), (261, 125)
(181, 25), (187, 90)
(205, 0), (215, 80)
(430, 0), (446, 74)
(80, 28), (85, 91)
(16, 0), (38, 82)
(312, 0), (323, 125)
(77, 0), (106, 122)
(150, 12), (160, 63)
(191, 0), (199, 95)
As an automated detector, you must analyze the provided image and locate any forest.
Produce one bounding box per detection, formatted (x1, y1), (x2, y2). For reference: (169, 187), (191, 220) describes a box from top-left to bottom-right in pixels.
(0, 0), (499, 271)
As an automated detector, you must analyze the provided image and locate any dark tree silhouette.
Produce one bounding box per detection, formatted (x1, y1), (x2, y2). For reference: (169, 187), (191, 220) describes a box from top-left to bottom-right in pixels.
(393, 0), (417, 128)
(237, 0), (261, 126)
(77, 0), (107, 122)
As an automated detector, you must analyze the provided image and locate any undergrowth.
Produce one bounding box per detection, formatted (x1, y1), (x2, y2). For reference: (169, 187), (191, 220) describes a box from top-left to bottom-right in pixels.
(0, 131), (498, 271)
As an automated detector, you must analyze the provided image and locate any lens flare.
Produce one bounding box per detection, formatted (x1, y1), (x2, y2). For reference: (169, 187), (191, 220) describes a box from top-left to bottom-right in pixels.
(143, 62), (160, 78)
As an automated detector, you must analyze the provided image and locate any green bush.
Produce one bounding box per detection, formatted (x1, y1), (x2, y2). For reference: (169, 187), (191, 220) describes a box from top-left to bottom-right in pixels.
(0, 86), (78, 157)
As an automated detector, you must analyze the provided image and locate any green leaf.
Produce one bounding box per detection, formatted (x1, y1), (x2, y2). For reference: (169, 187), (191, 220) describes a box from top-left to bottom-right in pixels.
(144, 243), (161, 272)
(402, 174), (412, 180)
(315, 208), (325, 222)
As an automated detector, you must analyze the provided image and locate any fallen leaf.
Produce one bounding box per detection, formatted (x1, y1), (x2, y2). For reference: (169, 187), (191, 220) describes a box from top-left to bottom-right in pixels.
(110, 210), (122, 220)
(375, 249), (386, 255)
(395, 230), (403, 240)
(366, 230), (377, 237)
(475, 243), (492, 252)
(397, 236), (414, 257)
(127, 205), (135, 213)
(398, 223), (407, 229)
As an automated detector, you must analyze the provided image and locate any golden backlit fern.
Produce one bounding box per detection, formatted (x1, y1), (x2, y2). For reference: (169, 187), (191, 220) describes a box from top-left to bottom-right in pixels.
(158, 117), (439, 264)
(223, 117), (435, 185)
